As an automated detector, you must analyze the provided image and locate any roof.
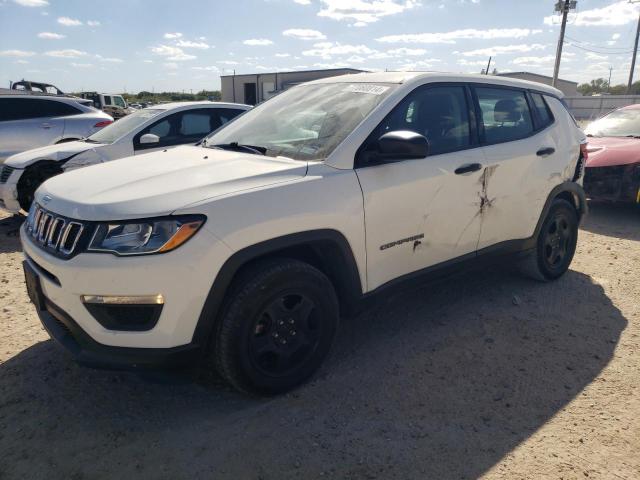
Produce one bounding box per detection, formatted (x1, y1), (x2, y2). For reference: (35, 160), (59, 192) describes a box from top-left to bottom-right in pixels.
(496, 72), (579, 86)
(144, 100), (251, 110)
(306, 71), (564, 97)
(220, 67), (364, 78)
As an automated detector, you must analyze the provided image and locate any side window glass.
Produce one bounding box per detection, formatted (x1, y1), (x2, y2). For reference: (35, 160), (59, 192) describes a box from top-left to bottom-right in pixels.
(179, 112), (211, 137)
(531, 93), (553, 129)
(113, 96), (126, 108)
(148, 119), (171, 138)
(104, 96), (112, 106)
(476, 87), (533, 144)
(367, 85), (471, 157)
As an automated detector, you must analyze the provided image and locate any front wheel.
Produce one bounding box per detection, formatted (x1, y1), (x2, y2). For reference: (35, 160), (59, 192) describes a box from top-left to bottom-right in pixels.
(214, 258), (339, 395)
(519, 199), (579, 281)
(17, 162), (63, 212)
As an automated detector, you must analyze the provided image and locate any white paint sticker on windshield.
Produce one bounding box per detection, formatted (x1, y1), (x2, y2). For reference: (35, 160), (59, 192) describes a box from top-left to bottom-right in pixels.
(343, 84), (390, 95)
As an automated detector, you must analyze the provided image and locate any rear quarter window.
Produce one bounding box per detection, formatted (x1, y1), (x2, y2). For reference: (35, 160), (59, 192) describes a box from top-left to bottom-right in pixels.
(531, 93), (554, 129)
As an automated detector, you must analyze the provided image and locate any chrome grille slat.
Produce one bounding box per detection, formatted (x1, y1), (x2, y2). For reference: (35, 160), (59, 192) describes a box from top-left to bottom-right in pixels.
(26, 204), (86, 258)
(0, 165), (14, 184)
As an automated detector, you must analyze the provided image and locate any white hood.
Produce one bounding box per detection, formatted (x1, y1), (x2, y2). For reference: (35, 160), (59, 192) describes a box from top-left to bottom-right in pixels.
(36, 146), (308, 220)
(5, 141), (105, 168)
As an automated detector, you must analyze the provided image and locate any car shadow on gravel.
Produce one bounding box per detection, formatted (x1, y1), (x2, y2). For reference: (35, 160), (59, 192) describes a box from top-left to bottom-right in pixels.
(0, 215), (24, 253)
(581, 201), (640, 241)
(0, 264), (626, 479)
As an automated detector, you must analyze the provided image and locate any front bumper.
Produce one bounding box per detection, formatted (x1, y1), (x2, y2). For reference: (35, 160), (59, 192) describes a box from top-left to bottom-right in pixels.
(20, 221), (233, 368)
(584, 164), (640, 203)
(0, 167), (22, 213)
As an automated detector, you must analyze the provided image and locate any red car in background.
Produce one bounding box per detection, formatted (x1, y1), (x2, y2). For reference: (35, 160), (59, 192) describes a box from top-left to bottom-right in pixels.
(584, 104), (640, 204)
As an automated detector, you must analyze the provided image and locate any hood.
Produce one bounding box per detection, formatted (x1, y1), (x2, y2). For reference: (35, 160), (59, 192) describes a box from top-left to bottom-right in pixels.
(586, 137), (640, 168)
(36, 145), (308, 220)
(5, 140), (103, 168)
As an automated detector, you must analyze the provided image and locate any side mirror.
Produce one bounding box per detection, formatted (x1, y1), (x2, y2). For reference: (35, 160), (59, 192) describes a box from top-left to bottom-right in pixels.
(376, 131), (429, 160)
(140, 133), (160, 145)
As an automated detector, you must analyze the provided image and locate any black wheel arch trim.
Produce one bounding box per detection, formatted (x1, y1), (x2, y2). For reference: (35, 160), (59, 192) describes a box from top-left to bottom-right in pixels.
(190, 229), (363, 353)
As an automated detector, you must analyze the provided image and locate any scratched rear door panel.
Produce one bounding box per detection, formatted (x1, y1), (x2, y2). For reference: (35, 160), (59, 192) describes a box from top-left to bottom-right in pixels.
(476, 130), (558, 250)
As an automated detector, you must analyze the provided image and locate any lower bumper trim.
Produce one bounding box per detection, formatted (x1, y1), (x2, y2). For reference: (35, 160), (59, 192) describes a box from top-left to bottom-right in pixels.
(39, 298), (202, 371)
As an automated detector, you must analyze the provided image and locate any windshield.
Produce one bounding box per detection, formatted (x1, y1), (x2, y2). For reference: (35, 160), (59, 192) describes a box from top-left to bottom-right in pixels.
(87, 108), (165, 143)
(585, 108), (640, 138)
(204, 82), (396, 161)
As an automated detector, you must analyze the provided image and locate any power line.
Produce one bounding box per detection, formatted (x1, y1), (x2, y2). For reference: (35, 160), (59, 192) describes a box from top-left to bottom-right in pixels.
(565, 42), (634, 55)
(564, 35), (635, 53)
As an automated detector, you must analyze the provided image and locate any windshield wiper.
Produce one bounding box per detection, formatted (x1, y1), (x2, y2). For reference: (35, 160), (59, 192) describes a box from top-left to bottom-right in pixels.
(209, 142), (266, 155)
(624, 135), (640, 139)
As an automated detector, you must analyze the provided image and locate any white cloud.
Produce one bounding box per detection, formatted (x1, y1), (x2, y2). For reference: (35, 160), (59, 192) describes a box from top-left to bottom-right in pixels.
(612, 33), (621, 40)
(57, 16), (82, 26)
(282, 28), (326, 40)
(87, 20), (100, 27)
(387, 47), (427, 56)
(585, 52), (608, 61)
(163, 62), (178, 69)
(176, 40), (211, 49)
(294, 0), (311, 4)
(511, 55), (556, 67)
(13, 0), (48, 6)
(219, 60), (239, 65)
(318, 0), (420, 24)
(544, 1), (640, 27)
(313, 62), (349, 68)
(346, 55), (367, 63)
(70, 62), (93, 68)
(397, 59), (438, 71)
(303, 42), (375, 59)
(37, 32), (65, 39)
(97, 56), (123, 63)
(143, 60), (153, 63)
(192, 65), (219, 71)
(45, 49), (87, 58)
(0, 49), (36, 57)
(15, 59), (30, 64)
(243, 38), (274, 46)
(164, 32), (183, 39)
(275, 53), (291, 57)
(151, 44), (196, 61)
(457, 58), (489, 66)
(377, 28), (541, 44)
(459, 44), (547, 57)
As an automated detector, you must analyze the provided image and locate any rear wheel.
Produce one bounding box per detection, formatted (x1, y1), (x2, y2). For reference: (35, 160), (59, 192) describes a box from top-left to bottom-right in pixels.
(519, 199), (578, 281)
(214, 258), (339, 395)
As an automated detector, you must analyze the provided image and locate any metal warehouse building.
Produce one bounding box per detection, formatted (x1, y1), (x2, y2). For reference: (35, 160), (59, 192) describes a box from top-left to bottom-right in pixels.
(220, 68), (364, 105)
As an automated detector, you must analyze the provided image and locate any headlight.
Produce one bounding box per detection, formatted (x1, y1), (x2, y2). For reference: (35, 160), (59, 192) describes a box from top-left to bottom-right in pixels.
(88, 215), (205, 256)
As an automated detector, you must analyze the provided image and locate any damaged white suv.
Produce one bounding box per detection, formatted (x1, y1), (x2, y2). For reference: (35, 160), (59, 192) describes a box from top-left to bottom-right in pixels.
(20, 72), (587, 394)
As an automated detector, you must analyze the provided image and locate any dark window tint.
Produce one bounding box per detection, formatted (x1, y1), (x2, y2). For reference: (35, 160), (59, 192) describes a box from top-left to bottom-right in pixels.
(476, 87), (533, 145)
(365, 85), (471, 157)
(531, 93), (554, 129)
(0, 98), (81, 121)
(104, 96), (112, 106)
(180, 112), (211, 136)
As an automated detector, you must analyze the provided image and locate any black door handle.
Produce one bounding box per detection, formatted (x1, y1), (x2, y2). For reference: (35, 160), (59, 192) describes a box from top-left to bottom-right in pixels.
(455, 163), (483, 175)
(536, 147), (555, 157)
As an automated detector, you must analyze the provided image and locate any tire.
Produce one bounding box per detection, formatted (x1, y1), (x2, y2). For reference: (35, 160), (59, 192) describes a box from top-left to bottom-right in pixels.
(17, 162), (63, 212)
(214, 258), (339, 395)
(519, 199), (579, 281)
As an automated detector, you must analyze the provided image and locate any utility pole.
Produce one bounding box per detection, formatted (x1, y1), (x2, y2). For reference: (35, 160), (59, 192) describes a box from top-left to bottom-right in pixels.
(608, 66), (613, 92)
(628, 1), (640, 94)
(485, 56), (492, 75)
(552, 0), (577, 88)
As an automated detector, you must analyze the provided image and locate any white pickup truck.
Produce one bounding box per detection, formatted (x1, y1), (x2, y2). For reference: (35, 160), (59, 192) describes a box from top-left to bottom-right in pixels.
(20, 72), (587, 394)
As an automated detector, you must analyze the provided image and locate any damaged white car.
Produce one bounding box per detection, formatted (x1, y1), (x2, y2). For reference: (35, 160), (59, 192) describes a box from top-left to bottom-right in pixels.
(0, 101), (250, 213)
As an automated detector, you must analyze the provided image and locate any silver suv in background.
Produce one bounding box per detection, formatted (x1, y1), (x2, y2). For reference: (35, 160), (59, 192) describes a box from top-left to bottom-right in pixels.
(0, 93), (113, 163)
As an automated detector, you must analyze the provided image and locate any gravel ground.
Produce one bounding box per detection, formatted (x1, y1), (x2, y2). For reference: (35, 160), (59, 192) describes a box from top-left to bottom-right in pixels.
(0, 202), (638, 480)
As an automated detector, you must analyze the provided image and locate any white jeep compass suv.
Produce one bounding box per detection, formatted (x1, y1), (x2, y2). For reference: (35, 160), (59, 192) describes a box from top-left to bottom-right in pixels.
(20, 72), (587, 394)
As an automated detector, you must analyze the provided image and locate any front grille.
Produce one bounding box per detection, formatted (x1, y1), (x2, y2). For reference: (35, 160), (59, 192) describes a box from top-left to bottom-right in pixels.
(0, 165), (15, 184)
(25, 204), (90, 259)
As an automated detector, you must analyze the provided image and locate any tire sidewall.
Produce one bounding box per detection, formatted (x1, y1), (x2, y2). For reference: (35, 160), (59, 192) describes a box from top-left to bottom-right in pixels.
(536, 200), (578, 280)
(220, 261), (339, 394)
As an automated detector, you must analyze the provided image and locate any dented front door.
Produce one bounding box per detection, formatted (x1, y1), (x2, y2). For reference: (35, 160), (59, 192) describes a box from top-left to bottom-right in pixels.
(356, 148), (485, 291)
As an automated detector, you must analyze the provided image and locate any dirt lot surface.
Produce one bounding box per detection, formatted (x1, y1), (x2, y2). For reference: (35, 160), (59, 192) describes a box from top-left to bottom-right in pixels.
(0, 203), (638, 480)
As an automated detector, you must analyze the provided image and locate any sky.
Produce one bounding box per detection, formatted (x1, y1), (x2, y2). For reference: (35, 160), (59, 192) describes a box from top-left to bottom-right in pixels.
(0, 0), (639, 93)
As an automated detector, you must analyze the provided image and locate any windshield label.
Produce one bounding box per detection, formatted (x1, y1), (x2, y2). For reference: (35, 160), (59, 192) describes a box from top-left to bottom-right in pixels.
(343, 84), (390, 95)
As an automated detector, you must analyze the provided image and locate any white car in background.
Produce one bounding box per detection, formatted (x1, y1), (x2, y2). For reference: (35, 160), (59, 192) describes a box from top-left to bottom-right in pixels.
(0, 101), (250, 213)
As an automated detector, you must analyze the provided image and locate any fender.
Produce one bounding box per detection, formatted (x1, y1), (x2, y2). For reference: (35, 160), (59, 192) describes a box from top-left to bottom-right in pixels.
(190, 229), (363, 351)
